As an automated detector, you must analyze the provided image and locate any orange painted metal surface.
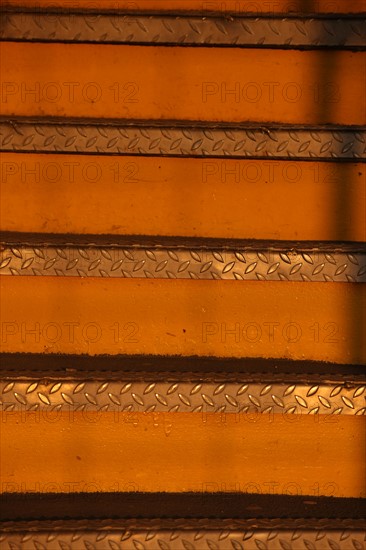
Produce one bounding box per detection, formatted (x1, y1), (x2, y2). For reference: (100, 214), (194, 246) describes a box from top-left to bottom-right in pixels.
(1, 277), (365, 364)
(1, 412), (365, 498)
(1, 43), (365, 125)
(0, 0), (365, 524)
(1, 153), (365, 242)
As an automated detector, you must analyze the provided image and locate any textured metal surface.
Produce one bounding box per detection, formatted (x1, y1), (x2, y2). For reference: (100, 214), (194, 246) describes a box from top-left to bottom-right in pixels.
(1, 244), (365, 282)
(1, 4), (365, 538)
(1, 120), (365, 159)
(0, 526), (365, 549)
(1, 379), (365, 415)
(1, 11), (366, 48)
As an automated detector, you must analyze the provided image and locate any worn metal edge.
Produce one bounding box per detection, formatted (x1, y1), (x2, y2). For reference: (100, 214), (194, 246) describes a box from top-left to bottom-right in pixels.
(1, 242), (365, 282)
(2, 372), (366, 385)
(1, 11), (365, 49)
(1, 517), (366, 531)
(3, 234), (366, 250)
(1, 526), (366, 549)
(1, 120), (365, 159)
(1, 377), (365, 414)
(1, 353), (365, 381)
(1, 493), (365, 521)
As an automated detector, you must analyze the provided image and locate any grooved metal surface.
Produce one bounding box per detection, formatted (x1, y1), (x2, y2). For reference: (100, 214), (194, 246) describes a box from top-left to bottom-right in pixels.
(1, 244), (365, 282)
(0, 527), (365, 549)
(1, 11), (366, 48)
(1, 380), (365, 415)
(1, 121), (365, 159)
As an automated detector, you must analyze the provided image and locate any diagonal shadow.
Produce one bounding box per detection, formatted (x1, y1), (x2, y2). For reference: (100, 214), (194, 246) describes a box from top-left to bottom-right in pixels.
(300, 0), (365, 368)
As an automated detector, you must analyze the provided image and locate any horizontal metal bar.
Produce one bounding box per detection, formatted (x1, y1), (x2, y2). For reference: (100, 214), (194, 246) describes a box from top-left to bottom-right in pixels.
(3, 277), (364, 362)
(1, 379), (365, 414)
(1, 120), (365, 159)
(1, 526), (366, 549)
(1, 244), (365, 282)
(1, 11), (365, 48)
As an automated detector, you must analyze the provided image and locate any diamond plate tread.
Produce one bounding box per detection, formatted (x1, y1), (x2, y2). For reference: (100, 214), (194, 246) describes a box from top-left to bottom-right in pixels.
(0, 527), (365, 549)
(1, 244), (365, 282)
(1, 380), (365, 415)
(1, 11), (366, 48)
(1, 121), (365, 159)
